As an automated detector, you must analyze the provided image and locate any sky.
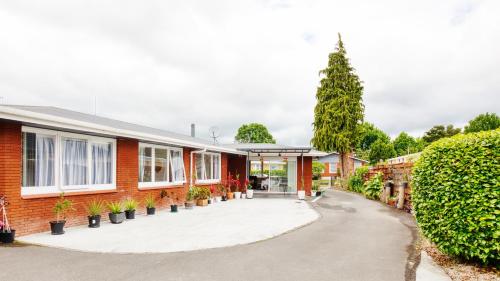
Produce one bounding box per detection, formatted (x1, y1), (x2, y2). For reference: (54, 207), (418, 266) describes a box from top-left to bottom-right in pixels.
(0, 0), (499, 145)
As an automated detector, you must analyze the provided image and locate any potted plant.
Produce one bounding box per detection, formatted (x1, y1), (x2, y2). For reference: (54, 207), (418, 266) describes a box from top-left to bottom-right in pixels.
(297, 178), (306, 200)
(50, 193), (74, 235)
(388, 195), (398, 207)
(185, 186), (196, 209)
(233, 174), (242, 200)
(144, 193), (156, 215)
(226, 175), (234, 200)
(245, 179), (253, 199)
(107, 201), (125, 224)
(195, 186), (210, 206)
(217, 184), (227, 201)
(86, 199), (104, 228)
(0, 196), (15, 243)
(124, 198), (138, 219)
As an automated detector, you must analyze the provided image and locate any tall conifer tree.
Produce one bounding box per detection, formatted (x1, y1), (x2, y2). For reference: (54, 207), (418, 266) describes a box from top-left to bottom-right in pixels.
(312, 34), (364, 178)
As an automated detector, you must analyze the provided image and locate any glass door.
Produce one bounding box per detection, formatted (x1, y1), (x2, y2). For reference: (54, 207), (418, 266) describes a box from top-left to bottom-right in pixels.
(250, 157), (297, 193)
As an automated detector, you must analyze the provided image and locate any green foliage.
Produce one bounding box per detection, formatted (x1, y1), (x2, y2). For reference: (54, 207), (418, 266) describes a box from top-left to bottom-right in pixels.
(186, 186), (196, 201)
(393, 132), (417, 156)
(53, 193), (74, 222)
(311, 34), (364, 177)
(124, 198), (138, 211)
(357, 122), (390, 151)
(422, 124), (461, 143)
(107, 201), (123, 214)
(312, 181), (320, 191)
(193, 186), (211, 200)
(412, 130), (500, 265)
(464, 112), (500, 133)
(368, 139), (396, 164)
(86, 199), (105, 216)
(347, 166), (369, 193)
(363, 172), (383, 200)
(312, 161), (325, 180)
(235, 123), (276, 143)
(144, 193), (155, 208)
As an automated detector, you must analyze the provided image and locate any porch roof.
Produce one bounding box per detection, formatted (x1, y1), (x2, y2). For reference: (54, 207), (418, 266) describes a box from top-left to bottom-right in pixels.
(223, 143), (327, 157)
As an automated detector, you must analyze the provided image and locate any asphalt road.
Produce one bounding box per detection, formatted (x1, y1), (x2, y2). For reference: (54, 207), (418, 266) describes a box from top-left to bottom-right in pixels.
(0, 190), (419, 281)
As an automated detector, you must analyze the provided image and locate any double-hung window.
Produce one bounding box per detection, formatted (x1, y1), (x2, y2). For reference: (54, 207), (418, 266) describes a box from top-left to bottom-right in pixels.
(194, 152), (221, 183)
(138, 143), (185, 188)
(329, 162), (337, 173)
(21, 127), (116, 196)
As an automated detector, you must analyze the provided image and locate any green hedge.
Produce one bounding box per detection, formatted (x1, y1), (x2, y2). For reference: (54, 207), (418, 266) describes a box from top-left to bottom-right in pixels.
(348, 166), (369, 193)
(364, 172), (383, 200)
(412, 129), (499, 265)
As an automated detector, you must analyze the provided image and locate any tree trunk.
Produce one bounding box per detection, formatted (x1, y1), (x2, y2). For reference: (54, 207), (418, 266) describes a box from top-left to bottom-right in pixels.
(340, 151), (354, 180)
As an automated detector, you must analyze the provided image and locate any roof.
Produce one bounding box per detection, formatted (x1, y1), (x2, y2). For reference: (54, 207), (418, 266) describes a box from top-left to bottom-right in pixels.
(0, 105), (244, 155)
(318, 152), (369, 163)
(223, 143), (328, 157)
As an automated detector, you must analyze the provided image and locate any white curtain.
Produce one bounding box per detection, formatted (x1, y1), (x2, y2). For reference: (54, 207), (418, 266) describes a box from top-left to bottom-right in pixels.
(213, 154), (220, 180)
(92, 143), (112, 184)
(35, 135), (55, 186)
(195, 153), (203, 180)
(139, 147), (152, 182)
(62, 138), (88, 186)
(204, 154), (212, 180)
(169, 150), (185, 182)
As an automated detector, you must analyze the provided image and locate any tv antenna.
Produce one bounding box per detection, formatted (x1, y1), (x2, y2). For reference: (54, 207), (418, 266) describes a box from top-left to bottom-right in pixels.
(208, 126), (220, 144)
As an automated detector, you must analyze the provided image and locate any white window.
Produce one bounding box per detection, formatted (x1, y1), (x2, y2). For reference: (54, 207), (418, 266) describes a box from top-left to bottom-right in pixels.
(329, 162), (337, 173)
(195, 152), (221, 183)
(21, 127), (116, 196)
(138, 143), (185, 188)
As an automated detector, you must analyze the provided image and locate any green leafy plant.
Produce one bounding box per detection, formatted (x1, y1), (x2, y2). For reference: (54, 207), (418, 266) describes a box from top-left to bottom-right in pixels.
(312, 181), (320, 191)
(53, 193), (74, 222)
(347, 166), (369, 193)
(412, 129), (499, 265)
(193, 186), (211, 200)
(107, 201), (123, 214)
(86, 199), (105, 217)
(186, 186), (196, 201)
(124, 198), (138, 211)
(363, 172), (383, 200)
(144, 194), (155, 208)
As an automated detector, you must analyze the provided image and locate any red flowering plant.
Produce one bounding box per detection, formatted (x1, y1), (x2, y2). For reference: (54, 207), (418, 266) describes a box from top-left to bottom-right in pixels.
(244, 179), (251, 191)
(209, 185), (215, 197)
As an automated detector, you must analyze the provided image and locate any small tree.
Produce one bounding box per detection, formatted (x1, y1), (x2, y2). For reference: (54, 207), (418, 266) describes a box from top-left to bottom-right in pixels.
(235, 123), (276, 143)
(422, 124), (461, 143)
(464, 112), (500, 133)
(392, 132), (417, 156)
(312, 33), (364, 179)
(369, 139), (396, 164)
(312, 161), (325, 180)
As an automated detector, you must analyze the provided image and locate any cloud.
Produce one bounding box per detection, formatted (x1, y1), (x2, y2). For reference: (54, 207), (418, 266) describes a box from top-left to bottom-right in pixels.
(0, 0), (498, 145)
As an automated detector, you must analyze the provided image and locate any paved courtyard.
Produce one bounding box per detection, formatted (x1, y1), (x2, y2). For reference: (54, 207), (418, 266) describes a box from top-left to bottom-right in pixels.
(0, 190), (418, 281)
(18, 198), (318, 253)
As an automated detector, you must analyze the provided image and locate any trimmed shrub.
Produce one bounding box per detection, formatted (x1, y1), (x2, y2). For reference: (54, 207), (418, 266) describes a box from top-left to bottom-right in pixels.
(412, 129), (500, 265)
(348, 166), (369, 193)
(364, 172), (383, 200)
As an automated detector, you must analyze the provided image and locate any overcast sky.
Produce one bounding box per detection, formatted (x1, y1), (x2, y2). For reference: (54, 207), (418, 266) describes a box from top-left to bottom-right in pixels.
(0, 0), (499, 145)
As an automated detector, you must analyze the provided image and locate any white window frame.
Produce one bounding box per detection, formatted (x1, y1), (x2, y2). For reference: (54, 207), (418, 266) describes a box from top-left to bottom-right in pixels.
(21, 126), (117, 196)
(195, 152), (222, 184)
(329, 161), (337, 173)
(138, 143), (186, 189)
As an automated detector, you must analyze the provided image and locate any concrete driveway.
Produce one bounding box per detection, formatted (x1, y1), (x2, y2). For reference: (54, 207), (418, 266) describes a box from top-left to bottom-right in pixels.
(0, 190), (418, 281)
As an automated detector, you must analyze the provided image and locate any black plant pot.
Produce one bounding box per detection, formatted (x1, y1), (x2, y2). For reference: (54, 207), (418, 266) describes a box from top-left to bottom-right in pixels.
(170, 205), (178, 212)
(125, 210), (136, 219)
(109, 212), (125, 224)
(316, 191), (322, 196)
(221, 196), (227, 201)
(208, 199), (212, 204)
(146, 207), (156, 215)
(50, 221), (66, 235)
(88, 215), (101, 228)
(0, 230), (16, 243)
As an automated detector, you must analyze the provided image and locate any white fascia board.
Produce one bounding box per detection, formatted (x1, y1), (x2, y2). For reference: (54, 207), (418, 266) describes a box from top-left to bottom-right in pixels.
(0, 106), (245, 155)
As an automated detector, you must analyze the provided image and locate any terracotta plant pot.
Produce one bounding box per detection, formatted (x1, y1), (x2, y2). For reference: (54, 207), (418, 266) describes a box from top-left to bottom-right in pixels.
(196, 199), (208, 206)
(226, 192), (234, 200)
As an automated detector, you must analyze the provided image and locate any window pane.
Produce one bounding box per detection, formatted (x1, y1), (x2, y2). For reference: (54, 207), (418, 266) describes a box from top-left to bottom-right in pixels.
(92, 143), (112, 184)
(62, 138), (88, 186)
(155, 148), (168, 182)
(170, 150), (185, 182)
(195, 153), (203, 180)
(213, 154), (220, 180)
(22, 132), (55, 187)
(139, 147), (152, 182)
(204, 154), (212, 180)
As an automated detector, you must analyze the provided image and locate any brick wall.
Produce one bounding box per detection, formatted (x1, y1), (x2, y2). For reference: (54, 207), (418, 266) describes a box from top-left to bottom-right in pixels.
(0, 120), (237, 236)
(227, 154), (247, 191)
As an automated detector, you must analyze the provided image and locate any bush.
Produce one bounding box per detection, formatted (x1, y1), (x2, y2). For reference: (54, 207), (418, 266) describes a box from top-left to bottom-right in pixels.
(347, 166), (369, 193)
(412, 129), (499, 265)
(363, 172), (383, 200)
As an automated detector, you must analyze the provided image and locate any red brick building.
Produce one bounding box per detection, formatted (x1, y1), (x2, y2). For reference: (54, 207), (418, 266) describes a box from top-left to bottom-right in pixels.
(0, 105), (318, 235)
